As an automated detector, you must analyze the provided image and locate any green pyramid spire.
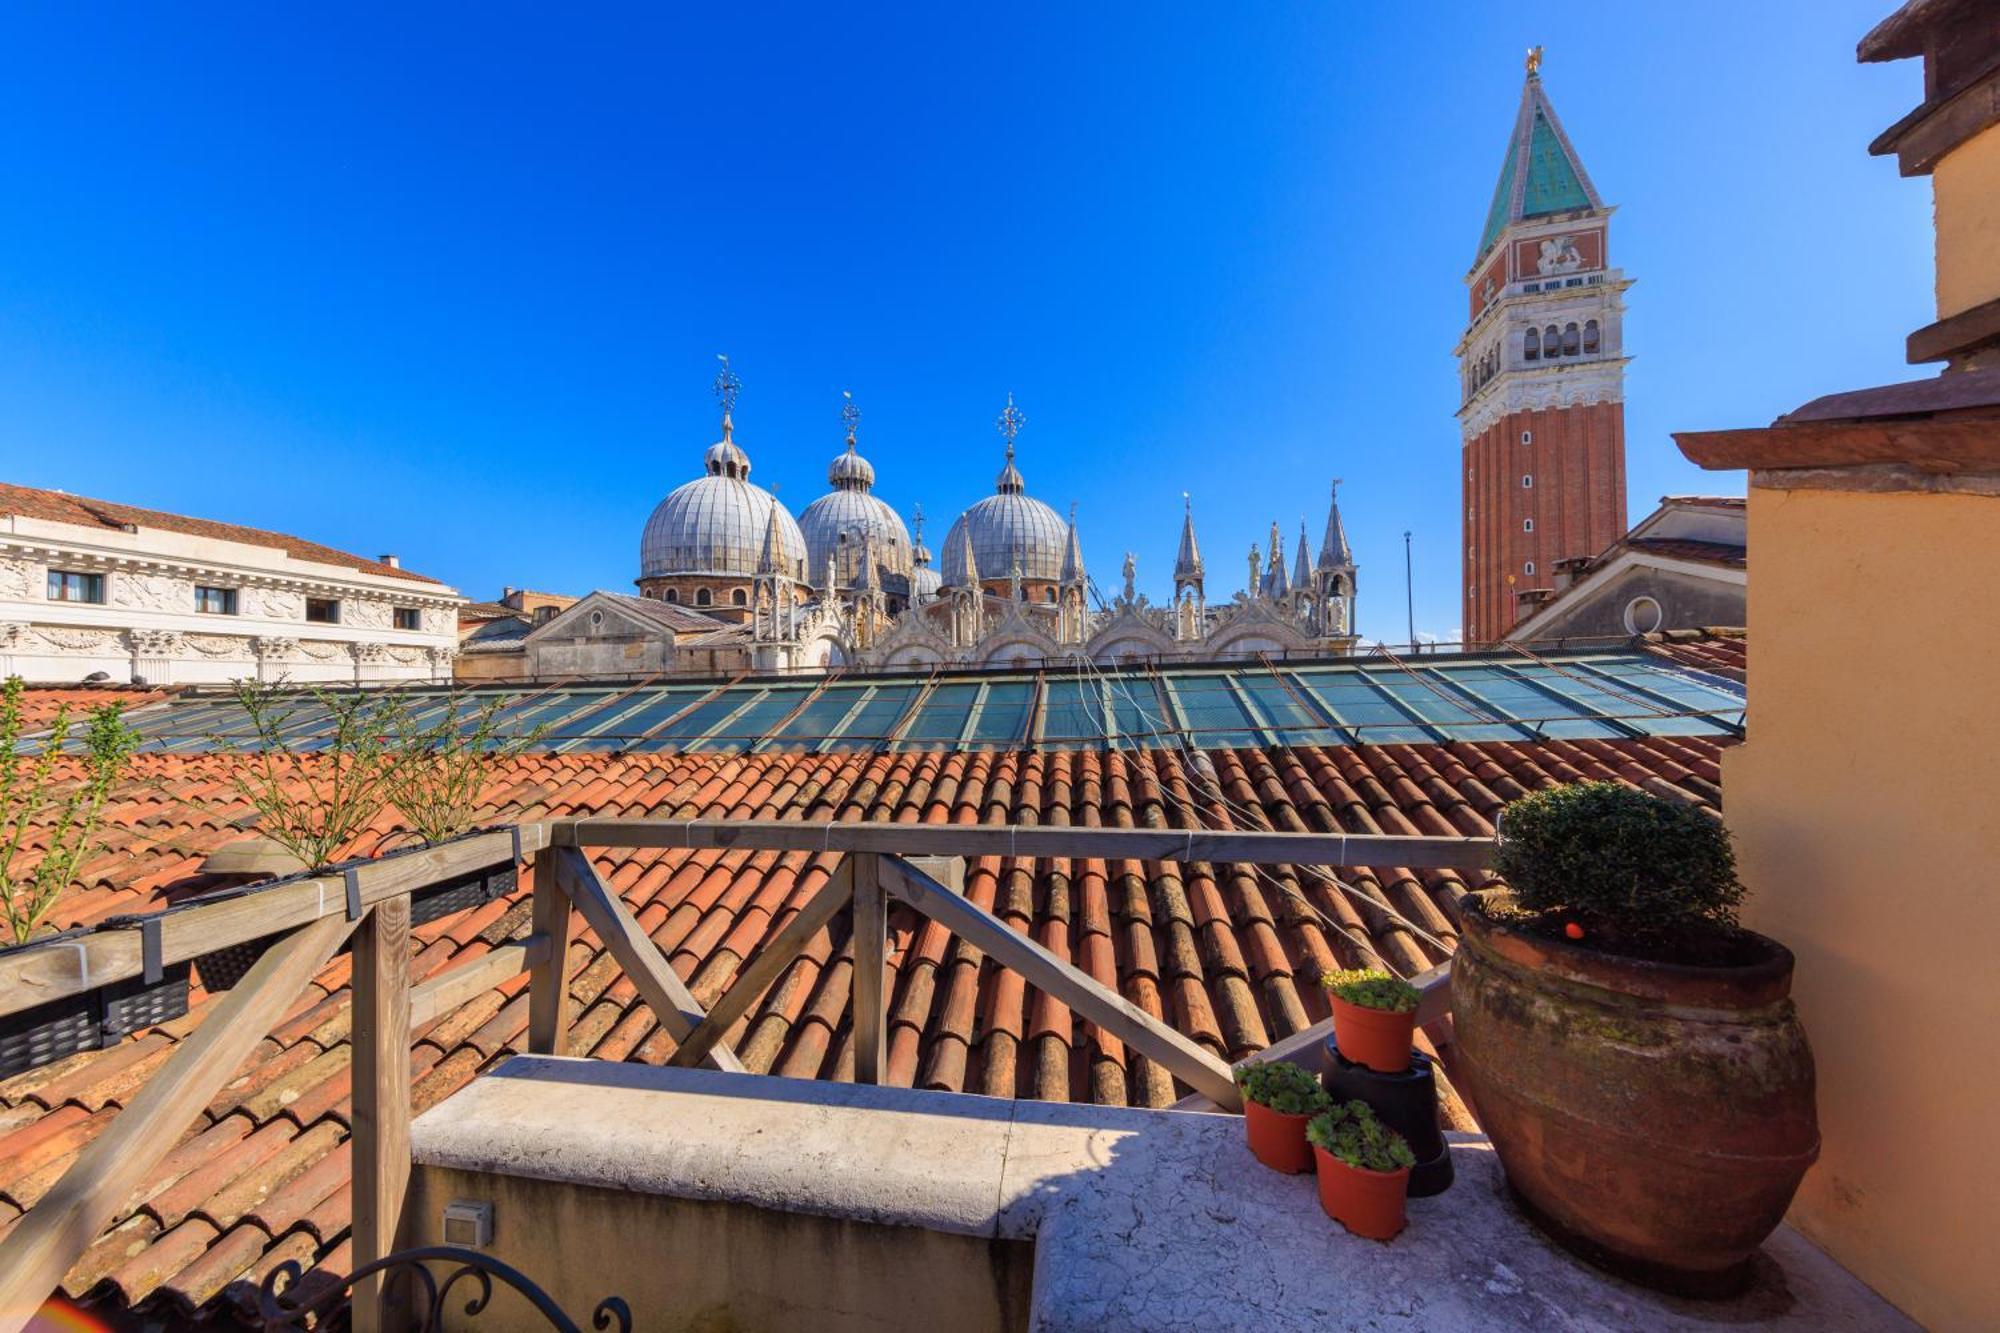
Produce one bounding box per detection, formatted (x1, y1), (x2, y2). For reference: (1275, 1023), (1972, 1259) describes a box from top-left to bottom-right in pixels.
(1475, 56), (1603, 263)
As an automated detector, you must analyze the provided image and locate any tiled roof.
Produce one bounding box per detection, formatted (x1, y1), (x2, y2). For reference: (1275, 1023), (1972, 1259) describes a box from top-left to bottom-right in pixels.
(0, 482), (445, 587)
(13, 684), (173, 732)
(0, 733), (1733, 1320)
(1643, 628), (1747, 681)
(1624, 537), (1747, 569)
(576, 591), (735, 636)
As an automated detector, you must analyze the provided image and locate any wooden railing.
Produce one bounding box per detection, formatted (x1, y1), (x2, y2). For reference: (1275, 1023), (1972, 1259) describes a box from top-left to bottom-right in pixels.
(0, 818), (1494, 1332)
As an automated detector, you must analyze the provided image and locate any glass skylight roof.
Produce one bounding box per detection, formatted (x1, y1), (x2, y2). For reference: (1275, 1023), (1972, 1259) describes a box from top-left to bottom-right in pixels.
(77, 648), (1746, 756)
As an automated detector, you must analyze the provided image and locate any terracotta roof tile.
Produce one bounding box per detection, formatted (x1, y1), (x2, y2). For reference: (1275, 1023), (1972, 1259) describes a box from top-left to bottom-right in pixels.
(0, 481), (445, 586)
(0, 732), (1739, 1318)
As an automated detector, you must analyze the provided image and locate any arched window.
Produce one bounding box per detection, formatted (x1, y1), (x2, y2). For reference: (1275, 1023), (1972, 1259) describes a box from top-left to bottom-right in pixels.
(696, 588), (712, 607)
(1544, 325), (1561, 357)
(1524, 328), (1540, 361)
(1524, 561), (1536, 576)
(1522, 474), (1534, 488)
(1582, 319), (1600, 354)
(732, 588), (747, 606)
(1523, 518), (1535, 533)
(663, 588), (679, 603)
(1562, 323), (1580, 356)
(1045, 587), (1057, 603)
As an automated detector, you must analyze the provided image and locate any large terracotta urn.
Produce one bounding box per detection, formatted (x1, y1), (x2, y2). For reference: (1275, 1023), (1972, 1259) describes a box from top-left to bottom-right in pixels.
(1450, 892), (1819, 1296)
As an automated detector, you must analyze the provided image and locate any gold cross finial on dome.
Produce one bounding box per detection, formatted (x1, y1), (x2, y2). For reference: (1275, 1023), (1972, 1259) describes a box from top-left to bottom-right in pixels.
(996, 392), (1025, 458)
(841, 390), (860, 447)
(1525, 46), (1543, 77)
(714, 354), (741, 417)
(912, 502), (925, 543)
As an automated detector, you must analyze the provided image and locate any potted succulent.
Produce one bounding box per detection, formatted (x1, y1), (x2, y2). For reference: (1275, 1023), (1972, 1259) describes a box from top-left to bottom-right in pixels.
(1321, 968), (1419, 1073)
(1233, 1060), (1331, 1174)
(1307, 1099), (1416, 1240)
(1452, 782), (1817, 1296)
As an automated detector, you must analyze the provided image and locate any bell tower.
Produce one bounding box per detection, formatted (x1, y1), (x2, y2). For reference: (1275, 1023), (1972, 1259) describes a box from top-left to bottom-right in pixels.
(1458, 49), (1629, 644)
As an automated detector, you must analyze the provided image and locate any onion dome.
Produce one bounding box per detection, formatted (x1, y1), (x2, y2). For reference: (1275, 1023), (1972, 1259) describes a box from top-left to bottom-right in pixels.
(639, 359), (807, 581)
(940, 394), (1072, 587)
(797, 393), (913, 589)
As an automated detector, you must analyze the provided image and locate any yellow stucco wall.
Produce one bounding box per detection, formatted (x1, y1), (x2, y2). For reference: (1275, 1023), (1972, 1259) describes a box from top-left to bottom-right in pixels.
(1933, 123), (2000, 321)
(1725, 483), (2000, 1330)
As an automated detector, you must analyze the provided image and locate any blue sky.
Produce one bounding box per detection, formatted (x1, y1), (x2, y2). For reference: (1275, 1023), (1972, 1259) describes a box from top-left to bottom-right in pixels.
(0, 4), (1929, 643)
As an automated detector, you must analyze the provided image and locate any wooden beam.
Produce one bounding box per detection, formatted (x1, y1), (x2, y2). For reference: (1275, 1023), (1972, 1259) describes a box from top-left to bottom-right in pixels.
(850, 855), (886, 1086)
(671, 859), (854, 1070)
(410, 935), (550, 1030)
(549, 847), (745, 1073)
(877, 855), (1241, 1111)
(0, 824), (551, 1022)
(351, 897), (411, 1333)
(526, 857), (574, 1058)
(0, 914), (355, 1332)
(555, 818), (1493, 872)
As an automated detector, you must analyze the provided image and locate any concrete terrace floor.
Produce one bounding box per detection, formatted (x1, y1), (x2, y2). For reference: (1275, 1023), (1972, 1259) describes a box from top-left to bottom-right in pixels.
(411, 1059), (1910, 1332)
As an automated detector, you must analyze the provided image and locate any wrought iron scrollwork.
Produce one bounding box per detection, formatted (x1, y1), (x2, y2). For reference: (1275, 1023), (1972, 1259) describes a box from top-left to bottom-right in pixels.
(257, 1244), (631, 1332)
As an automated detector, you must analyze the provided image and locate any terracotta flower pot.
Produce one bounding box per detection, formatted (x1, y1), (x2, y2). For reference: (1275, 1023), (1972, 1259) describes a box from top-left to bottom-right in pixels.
(1242, 1098), (1314, 1174)
(1450, 892), (1819, 1296)
(1312, 1145), (1410, 1240)
(1329, 995), (1416, 1073)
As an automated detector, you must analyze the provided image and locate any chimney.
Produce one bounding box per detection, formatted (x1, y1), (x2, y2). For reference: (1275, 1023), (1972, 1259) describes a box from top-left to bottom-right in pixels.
(380, 553), (400, 568)
(1516, 587), (1556, 612)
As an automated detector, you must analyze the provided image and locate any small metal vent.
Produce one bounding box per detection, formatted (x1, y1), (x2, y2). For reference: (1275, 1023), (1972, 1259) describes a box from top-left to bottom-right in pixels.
(442, 1200), (494, 1249)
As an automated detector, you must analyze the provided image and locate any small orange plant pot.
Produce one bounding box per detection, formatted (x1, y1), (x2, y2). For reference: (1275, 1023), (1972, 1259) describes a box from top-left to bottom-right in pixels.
(1330, 994), (1417, 1074)
(1314, 1145), (1411, 1241)
(1243, 1099), (1315, 1174)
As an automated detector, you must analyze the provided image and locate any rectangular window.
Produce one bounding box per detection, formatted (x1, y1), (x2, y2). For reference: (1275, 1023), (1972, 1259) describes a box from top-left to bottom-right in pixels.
(305, 597), (341, 624)
(46, 570), (105, 603)
(194, 585), (238, 615)
(393, 606), (421, 631)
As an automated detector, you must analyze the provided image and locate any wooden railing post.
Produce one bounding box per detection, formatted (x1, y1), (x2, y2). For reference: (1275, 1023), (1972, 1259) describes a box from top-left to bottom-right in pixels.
(351, 895), (412, 1333)
(850, 853), (886, 1086)
(527, 852), (573, 1056)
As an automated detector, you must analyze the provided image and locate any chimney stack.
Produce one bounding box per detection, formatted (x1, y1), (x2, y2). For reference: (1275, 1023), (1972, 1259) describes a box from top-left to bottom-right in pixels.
(380, 553), (400, 568)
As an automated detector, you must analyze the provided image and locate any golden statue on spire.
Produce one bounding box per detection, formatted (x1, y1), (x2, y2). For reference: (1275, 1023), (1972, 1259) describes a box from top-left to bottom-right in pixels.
(1526, 45), (1543, 77)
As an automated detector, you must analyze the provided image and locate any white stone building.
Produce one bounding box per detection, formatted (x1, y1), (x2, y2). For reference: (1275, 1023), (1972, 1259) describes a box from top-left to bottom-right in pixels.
(0, 482), (463, 686)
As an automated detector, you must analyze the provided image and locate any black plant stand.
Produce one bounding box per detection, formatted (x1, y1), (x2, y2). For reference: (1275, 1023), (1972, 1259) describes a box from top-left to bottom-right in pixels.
(1319, 1038), (1455, 1198)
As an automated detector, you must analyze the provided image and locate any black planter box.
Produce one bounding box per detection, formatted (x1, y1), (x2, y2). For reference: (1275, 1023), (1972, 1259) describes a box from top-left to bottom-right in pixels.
(0, 959), (192, 1080)
(408, 861), (519, 927)
(1320, 1038), (1455, 1198)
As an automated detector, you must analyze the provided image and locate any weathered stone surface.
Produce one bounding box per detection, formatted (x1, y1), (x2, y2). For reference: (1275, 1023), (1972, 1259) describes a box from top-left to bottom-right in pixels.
(413, 1057), (1913, 1332)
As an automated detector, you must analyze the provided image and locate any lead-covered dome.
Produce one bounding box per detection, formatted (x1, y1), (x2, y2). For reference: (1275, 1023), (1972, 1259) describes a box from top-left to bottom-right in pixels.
(940, 434), (1069, 586)
(798, 427), (912, 590)
(640, 416), (807, 580)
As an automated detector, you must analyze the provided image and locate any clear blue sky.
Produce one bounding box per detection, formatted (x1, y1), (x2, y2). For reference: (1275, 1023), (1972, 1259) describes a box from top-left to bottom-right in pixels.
(0, 4), (1930, 644)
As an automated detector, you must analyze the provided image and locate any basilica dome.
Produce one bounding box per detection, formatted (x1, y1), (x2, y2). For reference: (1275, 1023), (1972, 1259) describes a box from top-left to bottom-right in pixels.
(640, 418), (807, 581)
(797, 430), (913, 590)
(940, 439), (1069, 587)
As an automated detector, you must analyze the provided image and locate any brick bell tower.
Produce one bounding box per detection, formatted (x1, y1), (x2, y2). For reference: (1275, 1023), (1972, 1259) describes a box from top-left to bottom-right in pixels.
(1458, 48), (1629, 645)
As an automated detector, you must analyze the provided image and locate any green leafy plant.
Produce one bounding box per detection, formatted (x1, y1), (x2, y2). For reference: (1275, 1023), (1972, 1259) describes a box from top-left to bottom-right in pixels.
(1320, 967), (1419, 1013)
(1307, 1099), (1416, 1173)
(382, 691), (545, 845)
(216, 678), (403, 870)
(0, 675), (141, 944)
(1233, 1060), (1332, 1116)
(1493, 781), (1743, 936)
